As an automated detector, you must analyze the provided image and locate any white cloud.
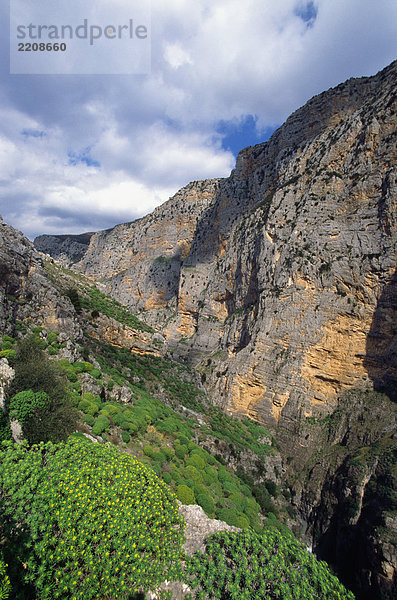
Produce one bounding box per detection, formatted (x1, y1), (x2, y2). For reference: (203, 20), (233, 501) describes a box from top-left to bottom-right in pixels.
(0, 0), (396, 237)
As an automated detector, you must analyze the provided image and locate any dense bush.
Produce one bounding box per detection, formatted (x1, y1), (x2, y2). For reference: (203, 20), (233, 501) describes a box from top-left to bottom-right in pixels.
(92, 415), (110, 435)
(196, 493), (215, 516)
(0, 438), (185, 599)
(186, 454), (205, 470)
(121, 430), (130, 443)
(0, 413), (12, 443)
(8, 389), (50, 424)
(7, 337), (78, 443)
(83, 414), (95, 427)
(177, 484), (195, 505)
(185, 528), (355, 600)
(175, 444), (188, 459)
(162, 472), (172, 485)
(184, 465), (203, 485)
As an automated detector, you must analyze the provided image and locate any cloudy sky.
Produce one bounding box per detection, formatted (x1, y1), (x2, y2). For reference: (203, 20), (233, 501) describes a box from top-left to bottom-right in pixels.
(1, 0), (396, 239)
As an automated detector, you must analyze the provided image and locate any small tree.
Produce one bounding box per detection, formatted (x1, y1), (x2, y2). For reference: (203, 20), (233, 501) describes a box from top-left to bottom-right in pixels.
(7, 336), (78, 443)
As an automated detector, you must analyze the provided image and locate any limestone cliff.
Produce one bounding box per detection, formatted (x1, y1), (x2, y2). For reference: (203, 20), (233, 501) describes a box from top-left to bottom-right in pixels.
(37, 60), (397, 430)
(0, 216), (82, 340)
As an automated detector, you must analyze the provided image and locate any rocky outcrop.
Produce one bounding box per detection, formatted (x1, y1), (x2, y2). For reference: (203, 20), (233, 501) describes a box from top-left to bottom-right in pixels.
(147, 503), (239, 600)
(0, 359), (14, 411)
(179, 502), (239, 557)
(0, 216), (83, 341)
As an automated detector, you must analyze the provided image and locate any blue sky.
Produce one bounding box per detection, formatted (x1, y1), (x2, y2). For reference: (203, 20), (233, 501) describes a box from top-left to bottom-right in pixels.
(0, 0), (396, 238)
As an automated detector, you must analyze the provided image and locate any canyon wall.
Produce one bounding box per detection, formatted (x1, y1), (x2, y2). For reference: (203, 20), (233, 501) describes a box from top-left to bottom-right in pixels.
(36, 61), (397, 434)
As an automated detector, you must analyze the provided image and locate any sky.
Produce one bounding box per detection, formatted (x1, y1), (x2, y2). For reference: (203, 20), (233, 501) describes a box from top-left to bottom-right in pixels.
(0, 0), (396, 240)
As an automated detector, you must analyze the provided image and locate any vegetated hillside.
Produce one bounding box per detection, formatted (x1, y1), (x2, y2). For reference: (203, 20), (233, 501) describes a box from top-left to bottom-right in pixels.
(0, 216), (357, 600)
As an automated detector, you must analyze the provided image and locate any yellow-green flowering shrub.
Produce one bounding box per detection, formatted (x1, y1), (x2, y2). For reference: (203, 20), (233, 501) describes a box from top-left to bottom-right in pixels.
(0, 553), (10, 599)
(0, 438), (185, 599)
(185, 528), (355, 600)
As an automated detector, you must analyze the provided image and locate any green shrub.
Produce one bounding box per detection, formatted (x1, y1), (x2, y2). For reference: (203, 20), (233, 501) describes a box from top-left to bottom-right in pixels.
(163, 472), (172, 485)
(92, 415), (110, 435)
(171, 469), (182, 483)
(0, 350), (16, 360)
(127, 422), (138, 435)
(65, 287), (82, 313)
(175, 444), (188, 459)
(84, 414), (95, 427)
(90, 368), (102, 379)
(113, 412), (125, 427)
(103, 403), (120, 416)
(153, 451), (167, 464)
(121, 431), (130, 443)
(0, 413), (12, 443)
(0, 341), (13, 350)
(204, 466), (218, 482)
(265, 479), (278, 497)
(236, 515), (250, 528)
(81, 392), (99, 404)
(78, 399), (99, 416)
(7, 337), (78, 444)
(177, 435), (189, 446)
(74, 361), (94, 373)
(0, 438), (185, 600)
(216, 508), (241, 527)
(186, 454), (205, 470)
(8, 389), (49, 424)
(156, 417), (179, 434)
(183, 465), (203, 485)
(177, 484), (195, 505)
(47, 332), (59, 345)
(0, 552), (10, 600)
(143, 445), (155, 458)
(196, 493), (215, 516)
(193, 484), (208, 497)
(163, 447), (175, 460)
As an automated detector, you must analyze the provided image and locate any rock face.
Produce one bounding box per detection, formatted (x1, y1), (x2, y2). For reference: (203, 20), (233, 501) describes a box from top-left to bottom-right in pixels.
(34, 232), (94, 266)
(0, 216), (83, 340)
(38, 61), (397, 430)
(292, 389), (397, 600)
